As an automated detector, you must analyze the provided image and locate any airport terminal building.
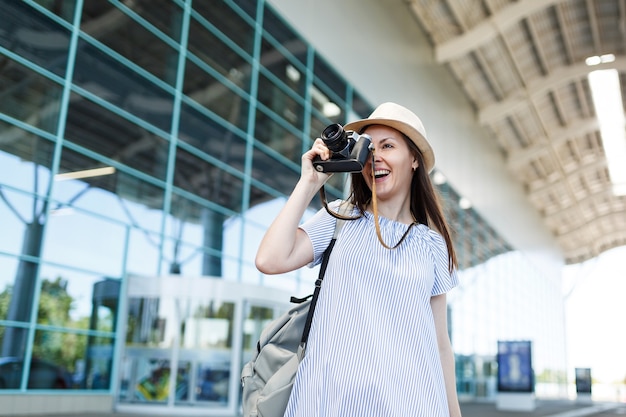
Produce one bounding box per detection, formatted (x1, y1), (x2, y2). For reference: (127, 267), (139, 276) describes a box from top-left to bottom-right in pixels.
(0, 0), (566, 415)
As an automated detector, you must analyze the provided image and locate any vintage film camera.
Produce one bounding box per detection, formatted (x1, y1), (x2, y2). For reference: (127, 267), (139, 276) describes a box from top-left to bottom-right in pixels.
(312, 123), (373, 173)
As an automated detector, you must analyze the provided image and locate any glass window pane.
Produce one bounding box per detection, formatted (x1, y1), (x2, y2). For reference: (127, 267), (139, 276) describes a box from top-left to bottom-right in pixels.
(183, 59), (251, 126)
(126, 229), (161, 277)
(191, 2), (255, 54)
(80, 333), (116, 390)
(72, 42), (174, 132)
(257, 73), (305, 131)
(251, 147), (299, 196)
(174, 146), (244, 211)
(195, 363), (229, 403)
(0, 189), (47, 304)
(187, 15), (250, 81)
(0, 60), (63, 134)
(314, 53), (347, 102)
(52, 151), (166, 233)
(35, 0), (77, 23)
(351, 91), (373, 118)
(260, 38), (306, 98)
(233, 0), (257, 20)
(183, 300), (234, 349)
(179, 95), (249, 144)
(309, 85), (346, 125)
(81, 1), (182, 42)
(0, 338), (74, 389)
(125, 297), (169, 347)
(254, 109), (302, 164)
(242, 303), (274, 362)
(0, 254), (19, 321)
(1, 2), (70, 77)
(116, 173), (166, 233)
(181, 300), (235, 403)
(262, 6), (307, 67)
(42, 210), (126, 277)
(64, 96), (170, 181)
(0, 327), (27, 388)
(179, 103), (247, 166)
(80, 2), (181, 86)
(0, 125), (55, 190)
(119, 356), (188, 403)
(35, 266), (121, 331)
(165, 193), (227, 277)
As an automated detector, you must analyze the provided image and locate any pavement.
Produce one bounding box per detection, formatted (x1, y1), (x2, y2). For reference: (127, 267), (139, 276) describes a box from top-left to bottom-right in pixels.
(15, 399), (626, 417)
(459, 399), (626, 417)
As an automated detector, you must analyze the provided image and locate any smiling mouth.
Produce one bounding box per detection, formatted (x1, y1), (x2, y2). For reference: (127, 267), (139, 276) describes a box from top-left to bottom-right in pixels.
(374, 169), (390, 179)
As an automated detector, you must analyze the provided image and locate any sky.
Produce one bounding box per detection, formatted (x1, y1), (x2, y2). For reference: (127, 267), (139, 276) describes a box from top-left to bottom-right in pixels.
(563, 245), (626, 383)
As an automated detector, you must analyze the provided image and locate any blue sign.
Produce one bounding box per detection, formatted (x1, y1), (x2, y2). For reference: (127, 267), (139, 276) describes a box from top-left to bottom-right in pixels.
(497, 340), (534, 393)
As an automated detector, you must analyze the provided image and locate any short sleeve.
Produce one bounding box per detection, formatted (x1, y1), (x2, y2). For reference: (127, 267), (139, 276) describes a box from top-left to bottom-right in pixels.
(428, 229), (459, 296)
(299, 200), (343, 267)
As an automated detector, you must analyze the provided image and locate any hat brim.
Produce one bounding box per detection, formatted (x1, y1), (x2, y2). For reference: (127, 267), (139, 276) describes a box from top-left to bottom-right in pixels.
(343, 118), (435, 173)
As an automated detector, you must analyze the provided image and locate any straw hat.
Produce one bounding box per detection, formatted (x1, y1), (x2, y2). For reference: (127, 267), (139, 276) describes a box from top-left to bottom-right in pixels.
(344, 102), (435, 173)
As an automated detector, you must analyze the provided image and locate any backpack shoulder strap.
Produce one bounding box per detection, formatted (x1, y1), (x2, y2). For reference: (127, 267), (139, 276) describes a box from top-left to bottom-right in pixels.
(298, 201), (351, 354)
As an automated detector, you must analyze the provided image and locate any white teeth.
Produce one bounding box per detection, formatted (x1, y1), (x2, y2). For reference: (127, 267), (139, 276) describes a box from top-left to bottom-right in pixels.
(374, 170), (390, 177)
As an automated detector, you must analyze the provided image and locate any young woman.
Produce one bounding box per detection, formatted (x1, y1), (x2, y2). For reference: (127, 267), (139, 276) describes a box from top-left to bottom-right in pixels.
(255, 102), (462, 417)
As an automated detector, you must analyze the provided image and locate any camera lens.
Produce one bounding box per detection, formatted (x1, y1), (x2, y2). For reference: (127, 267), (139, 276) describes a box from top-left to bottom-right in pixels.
(321, 123), (348, 152)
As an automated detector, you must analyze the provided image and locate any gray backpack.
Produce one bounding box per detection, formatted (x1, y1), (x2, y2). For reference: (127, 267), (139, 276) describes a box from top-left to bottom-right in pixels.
(241, 215), (347, 417)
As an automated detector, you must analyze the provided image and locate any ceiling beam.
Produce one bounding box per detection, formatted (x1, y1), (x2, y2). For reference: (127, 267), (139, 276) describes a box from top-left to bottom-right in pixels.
(435, 0), (566, 63)
(507, 116), (599, 170)
(478, 58), (626, 125)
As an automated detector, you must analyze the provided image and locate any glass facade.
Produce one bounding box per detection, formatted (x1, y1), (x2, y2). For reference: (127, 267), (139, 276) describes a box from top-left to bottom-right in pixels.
(0, 0), (566, 414)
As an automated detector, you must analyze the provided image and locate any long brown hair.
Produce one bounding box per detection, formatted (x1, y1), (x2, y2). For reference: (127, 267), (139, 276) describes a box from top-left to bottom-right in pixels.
(347, 134), (457, 272)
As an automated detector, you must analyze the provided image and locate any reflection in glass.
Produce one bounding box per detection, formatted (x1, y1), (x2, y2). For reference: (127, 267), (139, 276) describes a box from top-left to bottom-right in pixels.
(183, 301), (234, 349)
(0, 60), (63, 133)
(80, 1), (181, 86)
(51, 162), (165, 235)
(174, 147), (244, 210)
(262, 6), (307, 67)
(178, 100), (248, 165)
(0, 254), (19, 322)
(191, 1), (255, 54)
(126, 297), (165, 348)
(0, 179), (51, 357)
(44, 207), (125, 274)
(65, 95), (171, 180)
(35, 0), (76, 22)
(187, 12), (251, 80)
(81, 1), (183, 43)
(164, 193), (228, 277)
(242, 304), (273, 359)
(257, 72), (305, 130)
(122, 292), (233, 404)
(126, 229), (161, 277)
(182, 60), (250, 131)
(0, 2), (70, 77)
(314, 53), (347, 103)
(0, 127), (55, 191)
(251, 147), (299, 197)
(195, 363), (229, 403)
(254, 109), (302, 164)
(0, 343), (73, 390)
(259, 37), (307, 97)
(72, 41), (174, 132)
(129, 358), (189, 402)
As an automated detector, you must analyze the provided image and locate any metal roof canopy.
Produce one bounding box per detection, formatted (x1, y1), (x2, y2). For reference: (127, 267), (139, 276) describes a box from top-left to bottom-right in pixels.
(407, 0), (626, 264)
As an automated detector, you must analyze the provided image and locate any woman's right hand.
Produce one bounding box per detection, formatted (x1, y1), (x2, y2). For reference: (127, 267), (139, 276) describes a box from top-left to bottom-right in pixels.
(301, 138), (333, 187)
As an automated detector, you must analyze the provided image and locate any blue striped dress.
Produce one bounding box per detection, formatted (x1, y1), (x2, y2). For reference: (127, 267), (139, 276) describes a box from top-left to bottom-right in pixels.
(283, 200), (459, 417)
